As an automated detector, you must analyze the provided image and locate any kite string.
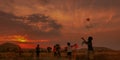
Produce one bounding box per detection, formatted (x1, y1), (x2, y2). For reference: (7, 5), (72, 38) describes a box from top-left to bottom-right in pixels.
(83, 0), (95, 37)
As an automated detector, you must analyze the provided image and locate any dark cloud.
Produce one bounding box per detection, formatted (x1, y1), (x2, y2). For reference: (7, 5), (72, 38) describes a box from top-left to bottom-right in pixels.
(26, 14), (49, 22)
(22, 14), (62, 40)
(24, 14), (62, 31)
(0, 11), (62, 40)
(0, 11), (33, 36)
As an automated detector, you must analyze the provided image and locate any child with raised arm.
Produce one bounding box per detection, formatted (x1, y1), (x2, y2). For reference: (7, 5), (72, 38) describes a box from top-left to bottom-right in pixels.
(81, 36), (94, 60)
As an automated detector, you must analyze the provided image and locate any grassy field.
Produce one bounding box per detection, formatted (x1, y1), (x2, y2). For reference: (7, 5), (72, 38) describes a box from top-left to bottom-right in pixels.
(0, 51), (119, 60)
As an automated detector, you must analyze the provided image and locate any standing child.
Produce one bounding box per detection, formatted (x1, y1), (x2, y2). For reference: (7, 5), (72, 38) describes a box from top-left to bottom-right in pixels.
(67, 42), (72, 60)
(81, 36), (94, 60)
(36, 44), (40, 59)
(53, 45), (57, 56)
(56, 44), (61, 57)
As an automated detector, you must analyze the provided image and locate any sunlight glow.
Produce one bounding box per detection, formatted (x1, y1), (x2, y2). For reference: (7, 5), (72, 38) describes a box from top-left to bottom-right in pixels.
(17, 38), (26, 43)
(13, 35), (27, 43)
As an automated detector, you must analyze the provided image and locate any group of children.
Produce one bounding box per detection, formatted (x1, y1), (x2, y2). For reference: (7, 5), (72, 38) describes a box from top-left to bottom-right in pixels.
(53, 42), (75, 58)
(35, 36), (94, 60)
(53, 44), (61, 56)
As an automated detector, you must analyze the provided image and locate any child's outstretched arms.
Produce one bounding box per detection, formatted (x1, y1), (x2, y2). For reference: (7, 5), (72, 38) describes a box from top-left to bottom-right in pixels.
(81, 37), (87, 45)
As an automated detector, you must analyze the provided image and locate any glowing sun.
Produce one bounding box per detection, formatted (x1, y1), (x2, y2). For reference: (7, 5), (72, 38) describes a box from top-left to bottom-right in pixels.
(17, 38), (26, 43)
(13, 35), (27, 43)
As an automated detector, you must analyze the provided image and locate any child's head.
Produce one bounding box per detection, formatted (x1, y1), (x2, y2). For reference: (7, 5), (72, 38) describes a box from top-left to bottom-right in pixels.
(37, 44), (39, 47)
(67, 42), (70, 46)
(88, 36), (93, 41)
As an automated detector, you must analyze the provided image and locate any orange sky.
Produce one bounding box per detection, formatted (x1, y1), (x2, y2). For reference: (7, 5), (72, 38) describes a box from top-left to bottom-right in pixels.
(0, 0), (120, 50)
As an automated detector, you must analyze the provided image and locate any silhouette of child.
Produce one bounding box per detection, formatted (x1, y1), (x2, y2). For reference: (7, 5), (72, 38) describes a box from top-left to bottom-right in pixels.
(67, 42), (72, 60)
(36, 44), (40, 58)
(81, 36), (94, 60)
(53, 45), (57, 56)
(56, 44), (61, 57)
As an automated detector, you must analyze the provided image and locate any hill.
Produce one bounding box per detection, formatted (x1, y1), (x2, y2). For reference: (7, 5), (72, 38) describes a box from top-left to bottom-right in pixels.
(0, 42), (21, 52)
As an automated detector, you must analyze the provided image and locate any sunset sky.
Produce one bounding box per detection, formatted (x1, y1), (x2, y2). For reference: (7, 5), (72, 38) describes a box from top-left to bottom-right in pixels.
(0, 0), (120, 50)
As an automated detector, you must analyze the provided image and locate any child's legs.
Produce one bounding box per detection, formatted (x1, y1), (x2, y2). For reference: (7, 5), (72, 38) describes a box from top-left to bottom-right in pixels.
(88, 51), (94, 60)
